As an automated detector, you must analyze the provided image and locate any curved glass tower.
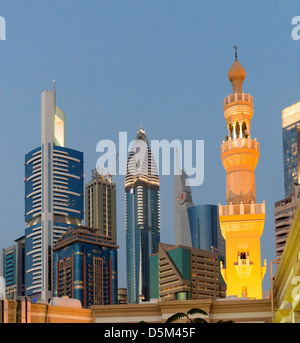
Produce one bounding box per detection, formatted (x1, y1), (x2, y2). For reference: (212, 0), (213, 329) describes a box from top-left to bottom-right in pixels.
(24, 84), (84, 302)
(187, 205), (225, 256)
(125, 127), (160, 304)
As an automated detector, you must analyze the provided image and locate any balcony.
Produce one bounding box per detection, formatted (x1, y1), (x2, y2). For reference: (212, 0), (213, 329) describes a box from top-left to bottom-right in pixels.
(221, 137), (259, 154)
(223, 92), (253, 107)
(219, 201), (265, 216)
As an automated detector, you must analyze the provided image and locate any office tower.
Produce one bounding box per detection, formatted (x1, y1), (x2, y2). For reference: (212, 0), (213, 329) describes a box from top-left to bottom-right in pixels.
(85, 169), (117, 241)
(174, 169), (194, 246)
(125, 127), (160, 304)
(174, 169), (225, 256)
(282, 102), (300, 198)
(0, 236), (25, 300)
(53, 226), (118, 307)
(187, 205), (225, 257)
(150, 243), (226, 301)
(273, 102), (300, 261)
(274, 183), (300, 259)
(218, 51), (267, 299)
(24, 83), (84, 302)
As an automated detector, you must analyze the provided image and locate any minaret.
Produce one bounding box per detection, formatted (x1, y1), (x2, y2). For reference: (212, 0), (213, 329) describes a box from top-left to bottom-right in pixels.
(218, 48), (267, 299)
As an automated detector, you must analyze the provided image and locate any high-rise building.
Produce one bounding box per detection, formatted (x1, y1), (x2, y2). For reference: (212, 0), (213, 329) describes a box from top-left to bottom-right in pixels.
(218, 51), (267, 299)
(282, 102), (300, 198)
(174, 169), (194, 246)
(85, 169), (117, 241)
(274, 183), (300, 259)
(125, 127), (160, 304)
(24, 83), (84, 302)
(0, 236), (25, 300)
(187, 205), (225, 257)
(53, 226), (118, 307)
(273, 102), (300, 262)
(150, 242), (226, 301)
(174, 169), (225, 256)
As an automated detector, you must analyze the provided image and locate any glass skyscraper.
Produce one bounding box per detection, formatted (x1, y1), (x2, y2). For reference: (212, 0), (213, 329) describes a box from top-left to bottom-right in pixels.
(174, 168), (225, 257)
(24, 84), (84, 302)
(0, 236), (25, 300)
(187, 205), (225, 257)
(53, 226), (118, 307)
(125, 127), (160, 304)
(282, 101), (300, 197)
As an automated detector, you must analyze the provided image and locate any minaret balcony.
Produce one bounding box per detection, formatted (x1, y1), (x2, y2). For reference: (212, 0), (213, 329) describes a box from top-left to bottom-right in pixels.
(219, 201), (265, 217)
(218, 201), (266, 238)
(223, 92), (253, 108)
(221, 137), (259, 154)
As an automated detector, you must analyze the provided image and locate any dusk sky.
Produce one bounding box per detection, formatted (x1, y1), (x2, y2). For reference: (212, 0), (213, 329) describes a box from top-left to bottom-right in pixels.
(1, 1), (300, 291)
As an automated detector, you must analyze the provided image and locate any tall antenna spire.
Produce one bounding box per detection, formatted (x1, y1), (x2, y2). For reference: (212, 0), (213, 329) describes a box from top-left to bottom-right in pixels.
(234, 45), (238, 60)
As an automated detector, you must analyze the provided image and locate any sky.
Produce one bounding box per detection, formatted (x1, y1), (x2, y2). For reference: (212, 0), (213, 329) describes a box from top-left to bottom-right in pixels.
(0, 0), (300, 292)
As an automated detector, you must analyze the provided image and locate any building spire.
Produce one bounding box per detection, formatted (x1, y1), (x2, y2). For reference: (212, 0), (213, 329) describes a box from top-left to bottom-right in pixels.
(234, 45), (238, 60)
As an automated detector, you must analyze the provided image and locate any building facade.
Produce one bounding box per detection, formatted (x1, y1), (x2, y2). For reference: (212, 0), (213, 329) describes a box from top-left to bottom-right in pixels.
(85, 170), (117, 241)
(0, 236), (25, 300)
(125, 127), (160, 304)
(53, 226), (118, 308)
(24, 84), (84, 302)
(174, 169), (225, 256)
(218, 52), (267, 299)
(174, 169), (194, 246)
(274, 183), (300, 259)
(282, 101), (300, 198)
(187, 205), (225, 257)
(150, 243), (226, 301)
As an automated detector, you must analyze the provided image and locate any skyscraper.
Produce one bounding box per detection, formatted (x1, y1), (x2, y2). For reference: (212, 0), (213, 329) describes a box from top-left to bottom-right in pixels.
(125, 127), (160, 304)
(174, 169), (194, 246)
(274, 183), (300, 259)
(53, 226), (118, 307)
(174, 168), (225, 257)
(24, 83), (84, 302)
(282, 102), (300, 198)
(85, 169), (117, 241)
(0, 236), (25, 300)
(273, 102), (300, 262)
(218, 51), (266, 299)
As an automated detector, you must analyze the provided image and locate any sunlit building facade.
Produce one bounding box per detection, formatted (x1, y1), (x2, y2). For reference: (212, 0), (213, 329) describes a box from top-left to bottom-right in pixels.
(125, 127), (160, 304)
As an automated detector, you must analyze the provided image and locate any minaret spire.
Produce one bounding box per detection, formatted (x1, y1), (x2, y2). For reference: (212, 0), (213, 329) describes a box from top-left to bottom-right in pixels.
(234, 45), (238, 60)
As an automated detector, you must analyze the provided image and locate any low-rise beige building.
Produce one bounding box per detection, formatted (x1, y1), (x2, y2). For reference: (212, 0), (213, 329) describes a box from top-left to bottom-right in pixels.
(91, 298), (274, 323)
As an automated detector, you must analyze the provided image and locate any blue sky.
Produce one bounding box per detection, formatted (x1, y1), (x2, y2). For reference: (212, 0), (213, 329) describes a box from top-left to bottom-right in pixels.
(0, 1), (300, 291)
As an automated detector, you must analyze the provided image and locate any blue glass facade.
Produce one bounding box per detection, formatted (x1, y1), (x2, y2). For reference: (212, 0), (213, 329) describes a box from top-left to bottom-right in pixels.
(24, 145), (84, 298)
(282, 122), (300, 198)
(53, 227), (118, 307)
(2, 251), (16, 288)
(126, 187), (160, 304)
(187, 205), (225, 257)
